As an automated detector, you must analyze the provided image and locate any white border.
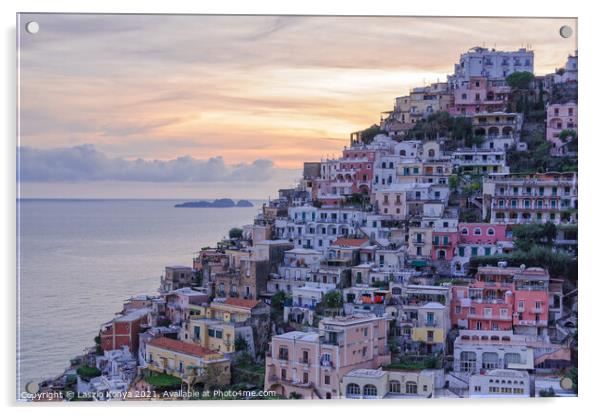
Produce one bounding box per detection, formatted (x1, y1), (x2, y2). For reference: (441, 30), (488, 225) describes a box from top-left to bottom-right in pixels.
(2, 1), (599, 414)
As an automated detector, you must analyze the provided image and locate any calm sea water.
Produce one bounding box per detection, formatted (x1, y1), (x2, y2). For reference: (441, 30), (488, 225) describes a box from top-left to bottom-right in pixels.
(17, 199), (259, 392)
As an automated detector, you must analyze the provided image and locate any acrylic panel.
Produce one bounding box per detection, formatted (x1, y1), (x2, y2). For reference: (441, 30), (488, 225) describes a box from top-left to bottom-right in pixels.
(16, 14), (578, 402)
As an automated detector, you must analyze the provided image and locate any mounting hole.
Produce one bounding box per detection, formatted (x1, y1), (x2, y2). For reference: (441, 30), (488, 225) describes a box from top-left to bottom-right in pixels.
(559, 25), (573, 39)
(25, 21), (40, 34)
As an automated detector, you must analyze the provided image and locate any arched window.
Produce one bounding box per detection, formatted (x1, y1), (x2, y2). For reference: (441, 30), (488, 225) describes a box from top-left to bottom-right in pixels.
(460, 351), (477, 372)
(346, 383), (360, 396)
(405, 381), (418, 394)
(504, 353), (521, 367)
(488, 126), (499, 137)
(482, 352), (500, 369)
(400, 150), (406, 156)
(363, 384), (377, 397)
(474, 228), (482, 236)
(388, 380), (401, 394)
(461, 228), (469, 235)
(428, 149), (435, 158)
(487, 228), (495, 236)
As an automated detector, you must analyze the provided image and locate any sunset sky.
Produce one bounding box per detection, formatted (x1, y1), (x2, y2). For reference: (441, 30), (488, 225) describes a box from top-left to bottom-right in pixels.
(17, 14), (577, 198)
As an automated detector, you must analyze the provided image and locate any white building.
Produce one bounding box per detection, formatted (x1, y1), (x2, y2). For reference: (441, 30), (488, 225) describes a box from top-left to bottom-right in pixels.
(448, 47), (534, 88)
(468, 369), (530, 398)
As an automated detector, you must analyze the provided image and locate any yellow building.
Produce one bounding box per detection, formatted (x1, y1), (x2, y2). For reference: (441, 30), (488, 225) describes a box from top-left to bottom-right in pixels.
(410, 302), (449, 353)
(182, 297), (270, 356)
(145, 337), (231, 386)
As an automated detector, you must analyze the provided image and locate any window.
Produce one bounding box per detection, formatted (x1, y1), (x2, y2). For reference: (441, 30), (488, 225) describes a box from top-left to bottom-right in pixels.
(363, 384), (377, 397)
(483, 352), (499, 369)
(487, 228), (495, 236)
(474, 228), (482, 236)
(325, 375), (330, 385)
(460, 351), (477, 372)
(281, 368), (287, 380)
(504, 353), (521, 367)
(388, 380), (401, 394)
(406, 382), (418, 394)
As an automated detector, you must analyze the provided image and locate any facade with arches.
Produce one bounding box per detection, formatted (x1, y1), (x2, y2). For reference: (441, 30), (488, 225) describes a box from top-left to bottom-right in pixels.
(341, 368), (435, 399)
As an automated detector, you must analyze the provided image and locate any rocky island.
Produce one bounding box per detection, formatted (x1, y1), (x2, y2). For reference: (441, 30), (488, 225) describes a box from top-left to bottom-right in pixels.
(174, 198), (253, 208)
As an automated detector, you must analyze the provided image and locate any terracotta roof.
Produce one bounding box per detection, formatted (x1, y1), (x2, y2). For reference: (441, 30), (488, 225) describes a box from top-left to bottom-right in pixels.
(223, 297), (261, 309)
(331, 238), (369, 247)
(147, 337), (219, 358)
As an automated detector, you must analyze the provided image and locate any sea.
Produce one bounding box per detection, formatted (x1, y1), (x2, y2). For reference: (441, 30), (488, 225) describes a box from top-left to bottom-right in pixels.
(16, 199), (260, 393)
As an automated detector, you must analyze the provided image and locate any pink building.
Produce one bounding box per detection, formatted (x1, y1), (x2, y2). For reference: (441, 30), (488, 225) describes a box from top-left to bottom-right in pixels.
(264, 315), (391, 399)
(450, 77), (511, 116)
(316, 148), (377, 207)
(546, 102), (577, 156)
(431, 230), (458, 261)
(449, 223), (512, 276)
(339, 148), (376, 194)
(450, 266), (550, 337)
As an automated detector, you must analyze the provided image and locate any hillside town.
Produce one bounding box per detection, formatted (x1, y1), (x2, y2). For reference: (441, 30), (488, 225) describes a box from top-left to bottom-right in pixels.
(34, 46), (578, 401)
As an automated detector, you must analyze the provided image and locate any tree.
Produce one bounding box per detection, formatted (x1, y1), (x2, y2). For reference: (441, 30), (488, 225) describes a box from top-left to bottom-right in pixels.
(234, 336), (249, 352)
(448, 175), (459, 192)
(358, 124), (384, 144)
(324, 290), (343, 309)
(512, 223), (557, 251)
(506, 71), (535, 90)
(76, 365), (101, 380)
(271, 290), (290, 312)
(228, 227), (243, 239)
(199, 364), (224, 391)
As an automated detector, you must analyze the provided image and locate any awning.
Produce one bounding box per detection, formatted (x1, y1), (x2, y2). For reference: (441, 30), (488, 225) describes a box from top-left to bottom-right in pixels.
(411, 260), (428, 267)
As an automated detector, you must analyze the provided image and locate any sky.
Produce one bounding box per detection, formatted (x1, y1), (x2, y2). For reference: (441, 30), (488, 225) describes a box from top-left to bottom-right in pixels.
(17, 14), (577, 199)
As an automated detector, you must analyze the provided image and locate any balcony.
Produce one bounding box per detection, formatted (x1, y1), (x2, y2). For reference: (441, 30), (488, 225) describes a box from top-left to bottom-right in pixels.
(468, 313), (512, 321)
(424, 319), (438, 327)
(298, 358), (311, 366)
(411, 238), (425, 245)
(515, 319), (548, 327)
(476, 281), (514, 289)
(433, 240), (450, 246)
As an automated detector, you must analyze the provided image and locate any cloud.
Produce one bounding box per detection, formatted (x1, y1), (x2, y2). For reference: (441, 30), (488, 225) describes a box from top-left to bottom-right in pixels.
(17, 144), (283, 183)
(17, 14), (576, 170)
